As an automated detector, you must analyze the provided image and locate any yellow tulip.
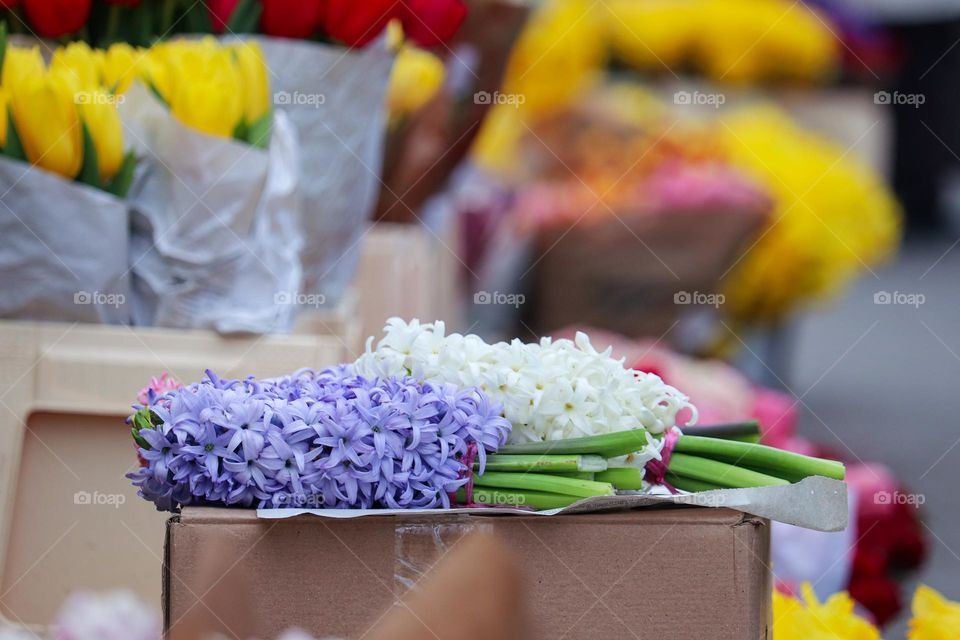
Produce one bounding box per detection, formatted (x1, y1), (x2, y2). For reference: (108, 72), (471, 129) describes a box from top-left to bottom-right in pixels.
(9, 71), (83, 179)
(102, 43), (150, 95)
(77, 90), (124, 182)
(231, 41), (270, 124)
(166, 42), (244, 138)
(387, 45), (445, 120)
(908, 585), (960, 640)
(50, 41), (102, 92)
(2, 45), (45, 90)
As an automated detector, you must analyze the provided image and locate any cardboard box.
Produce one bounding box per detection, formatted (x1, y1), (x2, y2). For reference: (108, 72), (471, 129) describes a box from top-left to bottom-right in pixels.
(165, 506), (771, 639)
(0, 320), (351, 627)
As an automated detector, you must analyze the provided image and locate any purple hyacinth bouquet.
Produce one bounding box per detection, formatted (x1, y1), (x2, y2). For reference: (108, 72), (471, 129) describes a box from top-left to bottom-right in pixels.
(127, 368), (511, 511)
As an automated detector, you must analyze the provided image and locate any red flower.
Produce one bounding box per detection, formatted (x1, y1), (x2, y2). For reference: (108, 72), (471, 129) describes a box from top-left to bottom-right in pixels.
(22, 0), (91, 37)
(400, 0), (467, 47)
(324, 0), (397, 47)
(1, 0), (20, 9)
(208, 0), (239, 34)
(261, 0), (325, 39)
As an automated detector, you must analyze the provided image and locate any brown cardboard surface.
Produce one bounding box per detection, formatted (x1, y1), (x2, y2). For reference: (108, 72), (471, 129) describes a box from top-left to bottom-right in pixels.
(166, 506), (771, 639)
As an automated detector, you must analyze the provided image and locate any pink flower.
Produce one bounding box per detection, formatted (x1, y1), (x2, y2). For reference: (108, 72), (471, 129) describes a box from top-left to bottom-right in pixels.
(136, 373), (182, 406)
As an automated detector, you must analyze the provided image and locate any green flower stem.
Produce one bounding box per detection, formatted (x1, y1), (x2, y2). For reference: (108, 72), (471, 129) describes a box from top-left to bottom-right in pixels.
(668, 453), (790, 488)
(595, 467), (644, 490)
(679, 421), (761, 440)
(455, 487), (580, 510)
(554, 472), (596, 480)
(674, 435), (845, 481)
(476, 454), (608, 473)
(473, 471), (615, 498)
(497, 429), (651, 458)
(664, 472), (726, 493)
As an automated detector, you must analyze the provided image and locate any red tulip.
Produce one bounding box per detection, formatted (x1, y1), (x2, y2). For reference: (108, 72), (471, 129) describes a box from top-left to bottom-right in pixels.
(208, 0), (239, 34)
(261, 0), (325, 39)
(22, 0), (91, 37)
(324, 0), (397, 47)
(400, 0), (467, 47)
(0, 0), (21, 9)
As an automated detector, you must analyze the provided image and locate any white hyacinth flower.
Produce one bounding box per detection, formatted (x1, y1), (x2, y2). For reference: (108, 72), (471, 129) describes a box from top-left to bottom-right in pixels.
(354, 319), (698, 455)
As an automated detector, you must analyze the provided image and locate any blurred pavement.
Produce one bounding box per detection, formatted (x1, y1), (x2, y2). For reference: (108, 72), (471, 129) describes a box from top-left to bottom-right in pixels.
(791, 237), (960, 633)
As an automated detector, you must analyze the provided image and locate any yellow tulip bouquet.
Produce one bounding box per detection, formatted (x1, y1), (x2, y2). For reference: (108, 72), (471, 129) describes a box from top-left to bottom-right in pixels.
(0, 31), (135, 196)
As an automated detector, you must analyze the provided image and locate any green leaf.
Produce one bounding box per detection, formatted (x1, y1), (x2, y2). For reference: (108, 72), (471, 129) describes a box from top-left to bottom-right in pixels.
(246, 111), (271, 148)
(0, 21), (8, 82)
(2, 110), (27, 163)
(227, 0), (262, 34)
(106, 151), (137, 198)
(232, 119), (248, 142)
(183, 0), (213, 33)
(131, 426), (151, 450)
(77, 121), (103, 190)
(132, 3), (155, 47)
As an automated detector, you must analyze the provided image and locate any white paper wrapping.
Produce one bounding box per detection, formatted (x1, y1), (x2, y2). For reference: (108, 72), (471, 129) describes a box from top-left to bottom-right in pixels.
(256, 476), (848, 533)
(0, 157), (131, 324)
(257, 38), (394, 306)
(121, 83), (303, 333)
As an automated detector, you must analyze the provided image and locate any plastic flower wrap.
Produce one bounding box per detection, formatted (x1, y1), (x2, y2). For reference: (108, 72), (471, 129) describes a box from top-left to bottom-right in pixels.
(719, 106), (901, 324)
(0, 38), (134, 195)
(773, 583), (880, 639)
(354, 318), (696, 446)
(128, 367), (511, 511)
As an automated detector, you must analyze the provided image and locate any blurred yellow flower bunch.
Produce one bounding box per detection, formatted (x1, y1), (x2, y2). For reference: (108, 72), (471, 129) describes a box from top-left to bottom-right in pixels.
(472, 0), (605, 172)
(908, 585), (960, 639)
(773, 583), (960, 639)
(0, 37), (133, 194)
(386, 20), (446, 124)
(719, 106), (900, 324)
(773, 584), (880, 639)
(603, 0), (839, 84)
